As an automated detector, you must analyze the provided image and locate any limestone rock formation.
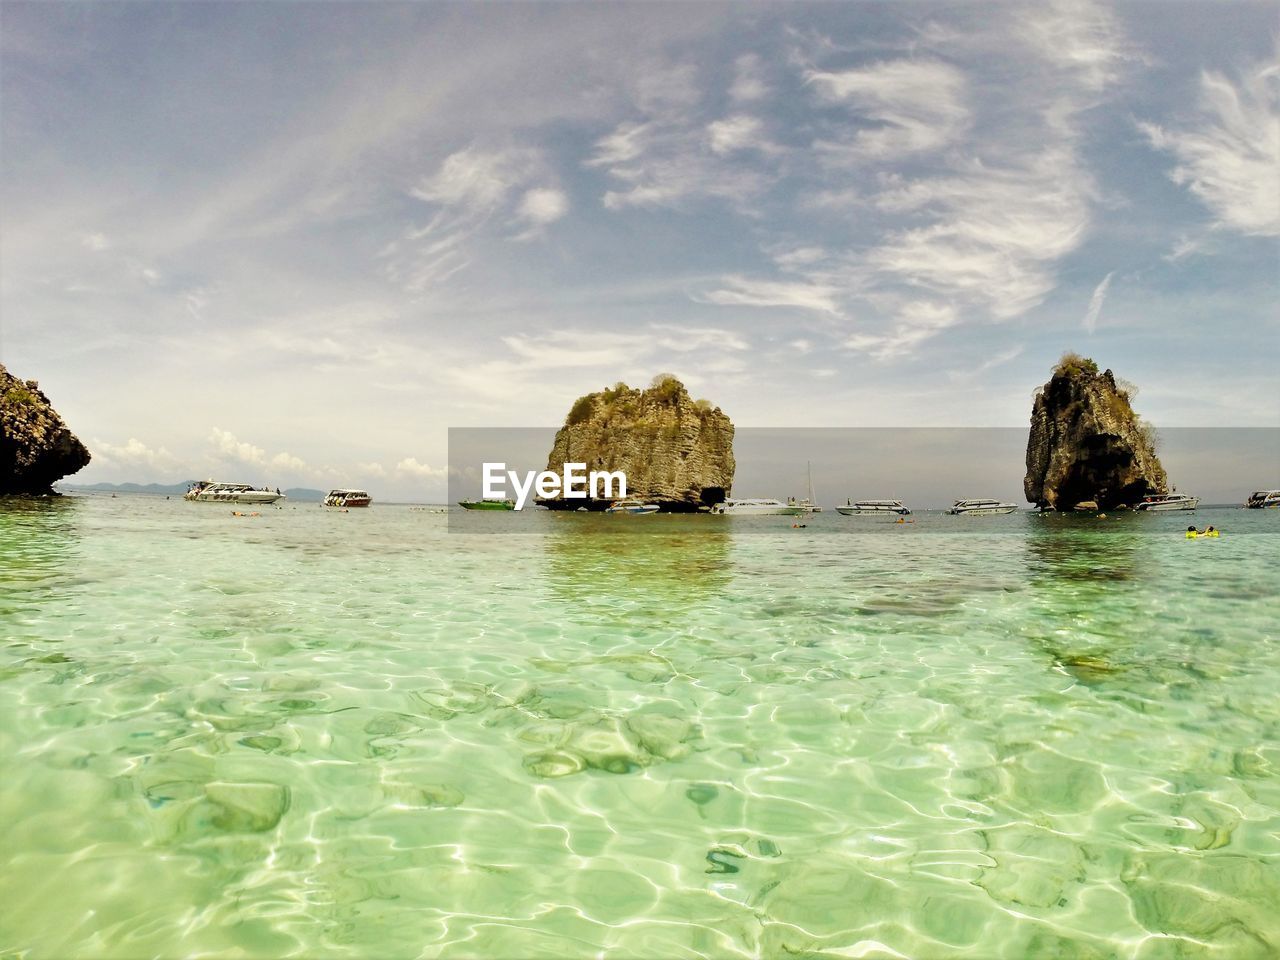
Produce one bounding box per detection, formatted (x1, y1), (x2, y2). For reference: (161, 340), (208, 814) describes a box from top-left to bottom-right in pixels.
(0, 364), (91, 495)
(1025, 354), (1167, 511)
(540, 375), (734, 511)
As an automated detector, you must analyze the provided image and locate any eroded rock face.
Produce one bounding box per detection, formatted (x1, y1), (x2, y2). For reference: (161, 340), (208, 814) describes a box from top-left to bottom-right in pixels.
(1025, 355), (1167, 511)
(540, 376), (734, 511)
(0, 365), (91, 495)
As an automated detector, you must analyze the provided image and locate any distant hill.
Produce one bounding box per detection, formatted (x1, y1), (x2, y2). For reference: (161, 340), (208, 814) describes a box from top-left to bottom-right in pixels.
(284, 488), (325, 502)
(61, 481), (327, 502)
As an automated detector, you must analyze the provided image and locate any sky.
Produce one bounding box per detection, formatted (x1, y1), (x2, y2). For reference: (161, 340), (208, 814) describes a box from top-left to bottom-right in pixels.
(2, 1), (1277, 502)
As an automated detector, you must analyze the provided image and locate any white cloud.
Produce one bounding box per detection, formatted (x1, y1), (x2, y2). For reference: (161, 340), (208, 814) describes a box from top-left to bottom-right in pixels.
(91, 437), (177, 471)
(946, 345), (1026, 383)
(359, 461), (387, 478)
(843, 300), (959, 360)
(209, 427), (265, 465)
(589, 122), (652, 167)
(730, 53), (768, 102)
(650, 324), (748, 352)
(501, 331), (645, 370)
(411, 145), (537, 211)
(694, 9), (1123, 360)
(868, 147), (1094, 318)
(588, 59), (779, 211)
(80, 232), (110, 251)
(707, 115), (765, 155)
(395, 457), (449, 480)
(271, 451), (307, 472)
(517, 187), (569, 226)
(598, 151), (768, 211)
(806, 59), (969, 158)
(1016, 0), (1138, 93)
(1141, 56), (1280, 237)
(1083, 271), (1114, 333)
(1163, 233), (1212, 263)
(699, 276), (843, 315)
(773, 246), (829, 270)
(388, 144), (551, 289)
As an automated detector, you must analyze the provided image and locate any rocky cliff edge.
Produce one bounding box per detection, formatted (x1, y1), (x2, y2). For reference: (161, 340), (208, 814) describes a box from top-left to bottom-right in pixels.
(1, 364), (91, 495)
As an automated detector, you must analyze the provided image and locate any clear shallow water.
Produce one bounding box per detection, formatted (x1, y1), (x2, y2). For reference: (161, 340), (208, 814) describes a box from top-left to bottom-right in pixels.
(2, 495), (1278, 959)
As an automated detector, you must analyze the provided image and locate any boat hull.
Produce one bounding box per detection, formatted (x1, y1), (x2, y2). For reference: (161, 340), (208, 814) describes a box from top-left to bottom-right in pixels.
(949, 505), (1017, 516)
(605, 505), (660, 515)
(1135, 498), (1199, 512)
(186, 491), (284, 504)
(713, 505), (806, 516)
(836, 505), (910, 516)
(458, 500), (515, 510)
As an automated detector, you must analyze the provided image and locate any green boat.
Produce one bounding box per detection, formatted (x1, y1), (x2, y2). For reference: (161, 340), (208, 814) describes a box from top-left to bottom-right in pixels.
(458, 498), (516, 510)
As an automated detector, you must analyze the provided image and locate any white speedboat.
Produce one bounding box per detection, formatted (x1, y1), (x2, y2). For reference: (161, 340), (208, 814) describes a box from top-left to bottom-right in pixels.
(711, 498), (805, 516)
(185, 480), (285, 504)
(1245, 490), (1280, 509)
(324, 489), (372, 507)
(604, 499), (659, 515)
(836, 499), (911, 516)
(1135, 493), (1199, 511)
(948, 498), (1017, 516)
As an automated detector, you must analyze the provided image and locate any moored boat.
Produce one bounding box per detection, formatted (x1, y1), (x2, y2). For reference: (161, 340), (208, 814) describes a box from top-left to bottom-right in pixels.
(948, 498), (1017, 516)
(787, 497), (822, 513)
(185, 480), (285, 504)
(458, 498), (515, 510)
(324, 489), (372, 507)
(1135, 493), (1199, 512)
(1245, 490), (1280, 509)
(711, 498), (805, 516)
(604, 499), (660, 515)
(787, 462), (823, 512)
(836, 499), (911, 516)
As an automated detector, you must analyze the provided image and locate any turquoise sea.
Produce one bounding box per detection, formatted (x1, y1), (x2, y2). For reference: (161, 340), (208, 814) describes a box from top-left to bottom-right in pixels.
(2, 494), (1278, 959)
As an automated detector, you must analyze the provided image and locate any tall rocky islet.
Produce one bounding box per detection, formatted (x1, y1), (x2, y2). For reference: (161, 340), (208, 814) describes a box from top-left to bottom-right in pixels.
(1024, 354), (1169, 511)
(0, 364), (91, 495)
(540, 375), (734, 511)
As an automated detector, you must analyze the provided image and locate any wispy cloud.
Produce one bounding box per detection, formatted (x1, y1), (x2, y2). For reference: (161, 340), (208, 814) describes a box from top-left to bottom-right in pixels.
(700, 0), (1127, 360)
(1083, 271), (1114, 333)
(806, 58), (970, 159)
(698, 276), (843, 315)
(729, 53), (769, 103)
(1015, 0), (1141, 92)
(947, 344), (1026, 383)
(707, 115), (769, 156)
(843, 300), (960, 360)
(867, 148), (1094, 319)
(386, 144), (564, 289)
(1140, 53), (1280, 237)
(588, 57), (781, 211)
